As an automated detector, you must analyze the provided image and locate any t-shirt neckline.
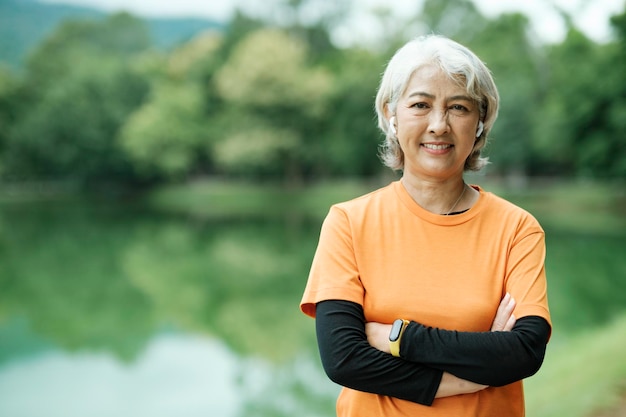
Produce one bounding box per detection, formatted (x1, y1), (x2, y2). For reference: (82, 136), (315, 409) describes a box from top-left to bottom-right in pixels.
(392, 180), (485, 225)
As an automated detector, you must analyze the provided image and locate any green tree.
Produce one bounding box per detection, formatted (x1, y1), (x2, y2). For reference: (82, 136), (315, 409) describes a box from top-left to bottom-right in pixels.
(212, 28), (332, 182)
(118, 30), (230, 181)
(119, 80), (211, 179)
(0, 66), (18, 175)
(533, 25), (626, 178)
(24, 12), (150, 91)
(6, 67), (148, 182)
(420, 0), (488, 42)
(314, 47), (385, 177)
(215, 10), (265, 63)
(468, 13), (545, 177)
(2, 13), (150, 185)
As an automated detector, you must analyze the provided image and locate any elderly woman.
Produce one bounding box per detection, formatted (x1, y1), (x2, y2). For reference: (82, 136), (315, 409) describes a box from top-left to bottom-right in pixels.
(300, 35), (551, 416)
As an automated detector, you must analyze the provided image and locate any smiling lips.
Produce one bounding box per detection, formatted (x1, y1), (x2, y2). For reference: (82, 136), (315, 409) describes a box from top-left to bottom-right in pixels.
(422, 143), (453, 150)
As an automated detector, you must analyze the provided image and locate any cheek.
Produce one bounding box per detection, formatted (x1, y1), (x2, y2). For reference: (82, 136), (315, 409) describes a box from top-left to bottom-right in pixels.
(397, 115), (427, 136)
(455, 121), (480, 144)
(455, 131), (479, 157)
(462, 136), (478, 152)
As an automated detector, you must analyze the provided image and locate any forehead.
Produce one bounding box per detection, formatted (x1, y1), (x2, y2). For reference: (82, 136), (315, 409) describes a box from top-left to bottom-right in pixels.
(402, 64), (469, 99)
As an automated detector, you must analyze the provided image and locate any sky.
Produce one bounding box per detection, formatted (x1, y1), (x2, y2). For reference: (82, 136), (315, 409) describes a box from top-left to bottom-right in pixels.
(38, 0), (626, 46)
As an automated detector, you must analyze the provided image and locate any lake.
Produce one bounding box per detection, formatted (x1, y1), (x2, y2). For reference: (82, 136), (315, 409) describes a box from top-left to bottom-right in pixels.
(0, 188), (624, 417)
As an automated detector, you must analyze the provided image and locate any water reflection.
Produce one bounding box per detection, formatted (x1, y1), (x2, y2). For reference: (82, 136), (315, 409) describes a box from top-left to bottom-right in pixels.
(0, 198), (624, 416)
(0, 334), (240, 417)
(0, 331), (338, 417)
(0, 201), (338, 416)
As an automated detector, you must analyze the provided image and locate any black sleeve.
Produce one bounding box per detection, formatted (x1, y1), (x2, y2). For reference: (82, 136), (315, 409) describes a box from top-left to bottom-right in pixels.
(315, 300), (442, 406)
(400, 316), (551, 386)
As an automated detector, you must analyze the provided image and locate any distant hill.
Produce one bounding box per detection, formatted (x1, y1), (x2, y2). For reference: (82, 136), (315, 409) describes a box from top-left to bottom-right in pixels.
(0, 0), (225, 70)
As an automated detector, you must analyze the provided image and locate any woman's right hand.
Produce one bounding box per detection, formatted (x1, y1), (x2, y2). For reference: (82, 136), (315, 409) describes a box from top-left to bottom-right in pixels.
(435, 372), (487, 398)
(491, 293), (516, 332)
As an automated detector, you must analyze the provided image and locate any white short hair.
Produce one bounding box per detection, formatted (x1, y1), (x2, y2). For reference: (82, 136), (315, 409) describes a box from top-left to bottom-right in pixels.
(375, 35), (500, 171)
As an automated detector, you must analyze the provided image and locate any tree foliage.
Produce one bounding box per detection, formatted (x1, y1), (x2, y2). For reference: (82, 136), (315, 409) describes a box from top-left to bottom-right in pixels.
(3, 13), (150, 184)
(532, 25), (626, 178)
(119, 81), (209, 179)
(468, 12), (545, 176)
(0, 2), (625, 187)
(212, 28), (331, 181)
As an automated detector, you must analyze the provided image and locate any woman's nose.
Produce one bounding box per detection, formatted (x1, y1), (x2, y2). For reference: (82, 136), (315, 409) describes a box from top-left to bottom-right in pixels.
(428, 111), (450, 136)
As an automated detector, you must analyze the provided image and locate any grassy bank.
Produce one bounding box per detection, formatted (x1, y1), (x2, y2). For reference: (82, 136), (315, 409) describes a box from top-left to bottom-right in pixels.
(144, 177), (626, 233)
(479, 178), (626, 236)
(525, 313), (626, 417)
(143, 178), (380, 220)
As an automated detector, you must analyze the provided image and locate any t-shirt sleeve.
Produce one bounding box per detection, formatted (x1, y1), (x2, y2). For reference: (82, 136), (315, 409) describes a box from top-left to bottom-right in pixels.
(300, 205), (365, 317)
(505, 217), (551, 329)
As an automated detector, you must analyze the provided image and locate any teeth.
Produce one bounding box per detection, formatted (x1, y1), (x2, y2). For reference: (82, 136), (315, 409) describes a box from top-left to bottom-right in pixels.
(423, 144), (452, 150)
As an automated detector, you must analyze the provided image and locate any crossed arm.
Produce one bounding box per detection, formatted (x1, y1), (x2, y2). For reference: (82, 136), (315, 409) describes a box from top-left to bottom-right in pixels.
(315, 295), (550, 406)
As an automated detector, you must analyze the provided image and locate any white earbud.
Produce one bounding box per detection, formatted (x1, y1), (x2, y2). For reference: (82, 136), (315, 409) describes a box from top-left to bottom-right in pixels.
(476, 121), (484, 138)
(389, 117), (397, 136)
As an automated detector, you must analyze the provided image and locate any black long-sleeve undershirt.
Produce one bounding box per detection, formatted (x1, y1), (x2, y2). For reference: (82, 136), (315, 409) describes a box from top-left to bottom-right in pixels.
(316, 300), (442, 405)
(315, 300), (550, 404)
(400, 311), (550, 386)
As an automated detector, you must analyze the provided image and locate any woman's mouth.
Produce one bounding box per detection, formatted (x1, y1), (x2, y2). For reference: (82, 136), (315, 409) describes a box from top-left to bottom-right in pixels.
(422, 143), (453, 150)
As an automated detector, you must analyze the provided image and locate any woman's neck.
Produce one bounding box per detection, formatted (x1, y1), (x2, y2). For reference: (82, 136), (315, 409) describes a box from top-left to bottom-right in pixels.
(400, 176), (471, 215)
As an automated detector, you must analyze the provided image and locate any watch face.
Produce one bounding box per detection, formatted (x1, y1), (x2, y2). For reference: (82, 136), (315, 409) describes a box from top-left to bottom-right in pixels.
(389, 319), (404, 342)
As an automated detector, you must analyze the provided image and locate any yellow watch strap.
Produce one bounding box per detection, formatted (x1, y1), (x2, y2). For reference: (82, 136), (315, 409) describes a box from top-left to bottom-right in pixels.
(389, 319), (409, 357)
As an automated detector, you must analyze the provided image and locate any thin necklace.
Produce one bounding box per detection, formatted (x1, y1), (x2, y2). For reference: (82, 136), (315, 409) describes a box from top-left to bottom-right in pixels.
(444, 183), (466, 215)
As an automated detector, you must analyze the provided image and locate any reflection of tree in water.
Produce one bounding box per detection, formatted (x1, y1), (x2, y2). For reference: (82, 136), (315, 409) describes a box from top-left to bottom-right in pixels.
(233, 355), (338, 417)
(3, 200), (625, 353)
(3, 200), (626, 416)
(0, 202), (156, 362)
(0, 201), (324, 365)
(119, 213), (342, 414)
(123, 216), (321, 362)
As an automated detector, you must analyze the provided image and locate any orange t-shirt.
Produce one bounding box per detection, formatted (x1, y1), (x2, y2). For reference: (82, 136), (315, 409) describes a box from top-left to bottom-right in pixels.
(300, 181), (551, 417)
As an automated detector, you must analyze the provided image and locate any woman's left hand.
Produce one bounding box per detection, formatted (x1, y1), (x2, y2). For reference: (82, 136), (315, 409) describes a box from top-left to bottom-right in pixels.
(365, 322), (393, 353)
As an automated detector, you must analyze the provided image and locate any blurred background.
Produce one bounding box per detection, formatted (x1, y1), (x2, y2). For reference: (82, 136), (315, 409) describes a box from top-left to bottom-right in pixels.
(0, 0), (625, 416)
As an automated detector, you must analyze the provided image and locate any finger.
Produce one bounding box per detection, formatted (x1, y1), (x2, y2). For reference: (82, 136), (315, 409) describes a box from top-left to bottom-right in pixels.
(502, 296), (516, 318)
(496, 293), (512, 316)
(503, 314), (516, 331)
(491, 293), (510, 330)
(497, 298), (516, 331)
(491, 294), (516, 331)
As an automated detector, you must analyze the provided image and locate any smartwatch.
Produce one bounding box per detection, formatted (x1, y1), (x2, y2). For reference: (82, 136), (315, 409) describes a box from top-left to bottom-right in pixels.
(389, 319), (409, 357)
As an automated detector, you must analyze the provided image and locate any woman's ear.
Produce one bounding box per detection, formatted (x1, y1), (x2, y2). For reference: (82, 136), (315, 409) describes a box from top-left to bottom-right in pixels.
(383, 103), (393, 120)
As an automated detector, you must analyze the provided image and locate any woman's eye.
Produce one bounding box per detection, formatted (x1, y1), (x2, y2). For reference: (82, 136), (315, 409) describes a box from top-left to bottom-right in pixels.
(451, 104), (468, 112)
(412, 102), (429, 109)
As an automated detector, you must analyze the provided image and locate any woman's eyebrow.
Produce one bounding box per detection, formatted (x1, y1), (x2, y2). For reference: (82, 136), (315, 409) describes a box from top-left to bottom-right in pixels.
(407, 91), (473, 102)
(407, 91), (434, 99)
(449, 95), (474, 102)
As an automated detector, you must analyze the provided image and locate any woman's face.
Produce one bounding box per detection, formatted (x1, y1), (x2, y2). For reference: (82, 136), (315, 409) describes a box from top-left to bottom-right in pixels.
(392, 64), (481, 181)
